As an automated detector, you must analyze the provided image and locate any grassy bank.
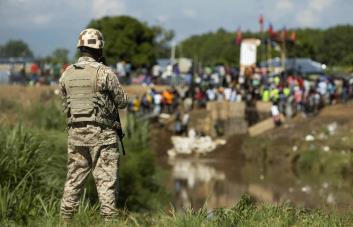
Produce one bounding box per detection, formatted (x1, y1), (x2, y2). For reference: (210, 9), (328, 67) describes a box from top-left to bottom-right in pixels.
(3, 195), (353, 226)
(0, 93), (168, 225)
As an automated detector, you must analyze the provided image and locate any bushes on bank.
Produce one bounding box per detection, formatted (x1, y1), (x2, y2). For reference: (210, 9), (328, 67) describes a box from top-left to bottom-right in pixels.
(0, 124), (62, 223)
(0, 97), (169, 224)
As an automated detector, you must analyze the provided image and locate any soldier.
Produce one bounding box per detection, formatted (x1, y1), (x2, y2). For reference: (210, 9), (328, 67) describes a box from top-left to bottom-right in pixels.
(59, 28), (128, 221)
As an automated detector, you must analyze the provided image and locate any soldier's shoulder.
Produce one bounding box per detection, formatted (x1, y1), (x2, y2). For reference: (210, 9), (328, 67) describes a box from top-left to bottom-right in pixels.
(63, 64), (75, 73)
(97, 64), (116, 77)
(87, 61), (105, 70)
(60, 64), (74, 81)
(96, 65), (117, 89)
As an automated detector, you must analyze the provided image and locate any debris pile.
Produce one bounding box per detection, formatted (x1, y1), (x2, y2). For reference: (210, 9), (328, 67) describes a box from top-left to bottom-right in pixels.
(167, 129), (226, 157)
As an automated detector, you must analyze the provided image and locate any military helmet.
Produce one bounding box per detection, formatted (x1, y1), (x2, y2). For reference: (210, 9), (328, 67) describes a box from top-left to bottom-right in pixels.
(76, 28), (104, 49)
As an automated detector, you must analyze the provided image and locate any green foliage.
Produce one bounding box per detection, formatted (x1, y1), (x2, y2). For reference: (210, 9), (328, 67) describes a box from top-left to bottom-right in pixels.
(153, 25), (175, 58)
(119, 114), (169, 211)
(0, 39), (33, 58)
(26, 99), (66, 130)
(87, 16), (173, 67)
(0, 124), (64, 223)
(296, 149), (352, 176)
(179, 28), (243, 66)
(138, 196), (352, 226)
(0, 96), (169, 224)
(45, 48), (70, 65)
(0, 97), (18, 112)
(296, 149), (321, 172)
(321, 25), (353, 65)
(5, 197), (353, 226)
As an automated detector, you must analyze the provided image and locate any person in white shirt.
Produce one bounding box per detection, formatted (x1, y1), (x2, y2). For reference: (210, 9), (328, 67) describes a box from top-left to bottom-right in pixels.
(271, 102), (281, 126)
(153, 92), (162, 114)
(224, 87), (232, 101)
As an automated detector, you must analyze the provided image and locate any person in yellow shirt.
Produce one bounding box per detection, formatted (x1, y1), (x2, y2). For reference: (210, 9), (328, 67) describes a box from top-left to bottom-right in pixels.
(163, 89), (174, 113)
(132, 96), (140, 112)
(262, 88), (270, 102)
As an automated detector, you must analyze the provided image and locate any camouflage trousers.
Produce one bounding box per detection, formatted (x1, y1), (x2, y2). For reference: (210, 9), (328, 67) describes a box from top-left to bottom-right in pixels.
(60, 143), (120, 219)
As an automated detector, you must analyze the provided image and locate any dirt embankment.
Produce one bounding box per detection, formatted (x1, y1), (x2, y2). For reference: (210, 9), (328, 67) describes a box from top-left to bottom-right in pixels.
(0, 85), (55, 106)
(240, 102), (353, 174)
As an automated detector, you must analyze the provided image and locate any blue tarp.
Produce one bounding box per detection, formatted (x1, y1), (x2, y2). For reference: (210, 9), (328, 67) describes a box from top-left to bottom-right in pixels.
(285, 58), (324, 75)
(260, 58), (324, 75)
(0, 71), (10, 84)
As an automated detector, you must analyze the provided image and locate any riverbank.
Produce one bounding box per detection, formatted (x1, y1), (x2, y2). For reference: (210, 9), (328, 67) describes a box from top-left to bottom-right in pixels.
(2, 85), (353, 225)
(155, 100), (353, 211)
(241, 101), (353, 175)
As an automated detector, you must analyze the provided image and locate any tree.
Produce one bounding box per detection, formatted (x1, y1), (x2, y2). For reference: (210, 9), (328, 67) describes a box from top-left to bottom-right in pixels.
(152, 25), (175, 58)
(47, 48), (69, 64)
(87, 16), (172, 67)
(0, 39), (33, 58)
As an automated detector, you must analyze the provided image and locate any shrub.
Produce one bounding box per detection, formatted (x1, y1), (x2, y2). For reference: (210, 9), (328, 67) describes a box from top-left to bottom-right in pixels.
(0, 112), (168, 224)
(0, 124), (62, 223)
(26, 99), (66, 130)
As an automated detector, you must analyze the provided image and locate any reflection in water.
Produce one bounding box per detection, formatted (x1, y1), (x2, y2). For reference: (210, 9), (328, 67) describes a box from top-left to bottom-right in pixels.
(166, 157), (353, 211)
(170, 159), (226, 209)
(171, 159), (225, 188)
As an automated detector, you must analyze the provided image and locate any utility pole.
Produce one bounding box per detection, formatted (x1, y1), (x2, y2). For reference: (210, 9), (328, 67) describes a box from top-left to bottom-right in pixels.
(267, 38), (272, 75)
(259, 15), (265, 68)
(170, 42), (176, 65)
(281, 29), (287, 73)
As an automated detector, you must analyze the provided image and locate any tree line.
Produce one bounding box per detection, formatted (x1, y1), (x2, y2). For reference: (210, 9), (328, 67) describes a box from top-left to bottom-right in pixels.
(0, 39), (70, 65)
(178, 25), (353, 67)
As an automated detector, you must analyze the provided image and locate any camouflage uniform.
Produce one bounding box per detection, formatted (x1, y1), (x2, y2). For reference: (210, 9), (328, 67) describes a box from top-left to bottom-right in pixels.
(59, 56), (128, 219)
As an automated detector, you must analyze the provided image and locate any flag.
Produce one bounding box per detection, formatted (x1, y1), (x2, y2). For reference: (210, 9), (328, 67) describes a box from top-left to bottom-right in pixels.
(290, 31), (296, 42)
(259, 15), (264, 32)
(268, 23), (274, 37)
(281, 27), (288, 40)
(236, 26), (242, 45)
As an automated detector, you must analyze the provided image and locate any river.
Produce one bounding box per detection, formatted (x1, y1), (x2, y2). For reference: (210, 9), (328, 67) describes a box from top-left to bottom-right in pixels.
(159, 155), (353, 211)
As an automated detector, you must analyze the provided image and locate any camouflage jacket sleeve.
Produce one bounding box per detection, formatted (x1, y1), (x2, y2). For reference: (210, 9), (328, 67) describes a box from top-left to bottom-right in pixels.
(98, 66), (128, 109)
(58, 66), (71, 114)
(59, 70), (67, 98)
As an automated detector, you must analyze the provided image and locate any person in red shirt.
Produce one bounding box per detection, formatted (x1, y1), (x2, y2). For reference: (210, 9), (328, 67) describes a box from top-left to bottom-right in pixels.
(194, 87), (205, 108)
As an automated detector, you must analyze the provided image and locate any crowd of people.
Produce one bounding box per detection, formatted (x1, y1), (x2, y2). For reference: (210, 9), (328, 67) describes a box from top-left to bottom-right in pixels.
(127, 64), (353, 124)
(6, 59), (353, 128)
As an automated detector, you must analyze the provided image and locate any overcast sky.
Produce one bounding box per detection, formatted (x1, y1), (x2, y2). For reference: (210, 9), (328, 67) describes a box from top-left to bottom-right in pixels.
(1, 0), (352, 57)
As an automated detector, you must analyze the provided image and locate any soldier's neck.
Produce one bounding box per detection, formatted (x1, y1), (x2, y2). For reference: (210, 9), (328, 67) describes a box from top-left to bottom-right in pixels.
(81, 53), (97, 60)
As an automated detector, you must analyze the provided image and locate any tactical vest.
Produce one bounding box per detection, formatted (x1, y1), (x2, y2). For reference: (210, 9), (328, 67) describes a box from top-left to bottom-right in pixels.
(63, 62), (116, 128)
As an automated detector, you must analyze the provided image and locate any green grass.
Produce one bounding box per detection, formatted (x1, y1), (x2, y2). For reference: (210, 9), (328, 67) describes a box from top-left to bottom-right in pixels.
(2, 195), (352, 226)
(0, 124), (62, 224)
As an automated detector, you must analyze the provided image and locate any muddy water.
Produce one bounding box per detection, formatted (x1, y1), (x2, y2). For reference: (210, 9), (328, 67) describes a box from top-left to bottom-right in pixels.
(159, 156), (353, 211)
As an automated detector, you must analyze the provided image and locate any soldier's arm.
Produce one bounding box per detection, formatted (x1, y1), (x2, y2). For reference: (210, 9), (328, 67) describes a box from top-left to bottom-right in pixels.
(58, 73), (67, 101)
(103, 67), (128, 109)
(58, 71), (70, 114)
(59, 65), (76, 98)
